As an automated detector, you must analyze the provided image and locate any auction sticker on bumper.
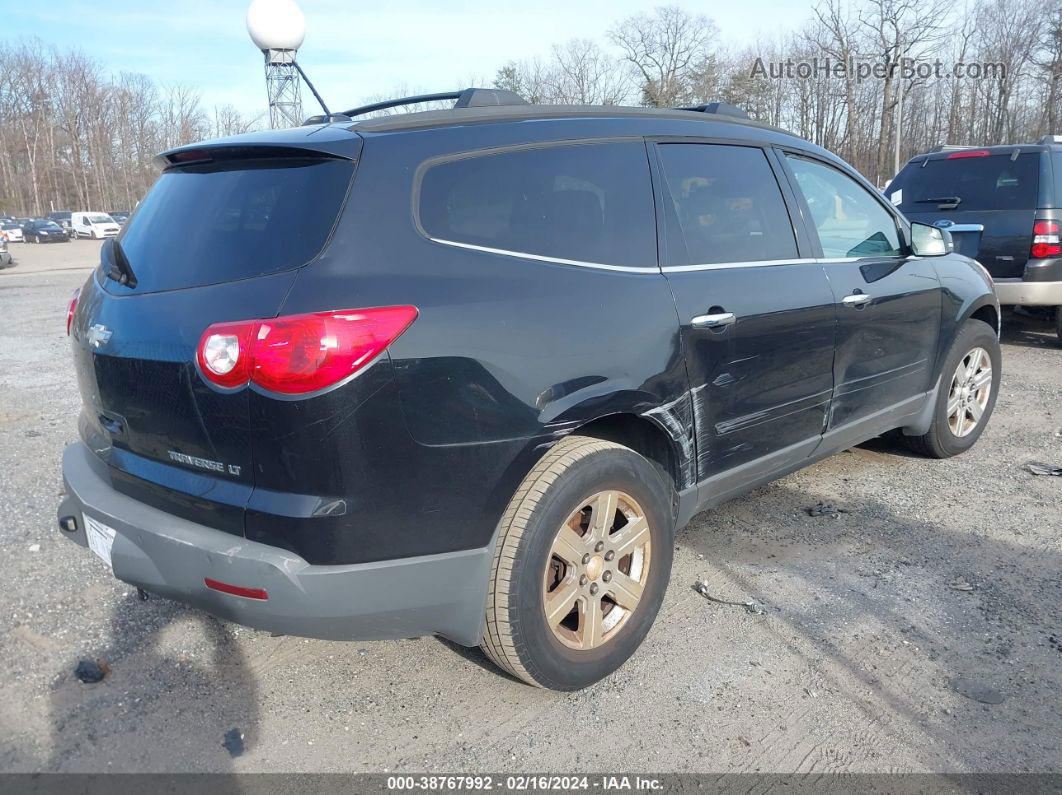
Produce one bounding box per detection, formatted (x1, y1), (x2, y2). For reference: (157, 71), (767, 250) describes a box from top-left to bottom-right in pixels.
(84, 515), (116, 568)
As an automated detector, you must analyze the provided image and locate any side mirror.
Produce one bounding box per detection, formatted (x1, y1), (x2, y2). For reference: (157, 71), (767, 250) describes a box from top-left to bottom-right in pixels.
(910, 222), (952, 257)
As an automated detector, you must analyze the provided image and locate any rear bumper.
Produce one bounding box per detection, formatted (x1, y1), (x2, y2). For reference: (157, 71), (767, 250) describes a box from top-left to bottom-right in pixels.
(56, 442), (491, 645)
(993, 279), (1062, 306)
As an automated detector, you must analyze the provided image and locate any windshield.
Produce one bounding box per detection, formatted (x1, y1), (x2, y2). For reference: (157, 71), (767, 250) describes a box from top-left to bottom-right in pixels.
(888, 152), (1039, 212)
(88, 214), (114, 224)
(38, 221), (61, 230)
(2, 223), (18, 230)
(114, 156), (354, 293)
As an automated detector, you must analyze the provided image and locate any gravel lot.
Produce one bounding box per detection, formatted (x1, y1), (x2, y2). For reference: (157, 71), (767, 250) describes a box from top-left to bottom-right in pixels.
(1, 242), (1060, 774)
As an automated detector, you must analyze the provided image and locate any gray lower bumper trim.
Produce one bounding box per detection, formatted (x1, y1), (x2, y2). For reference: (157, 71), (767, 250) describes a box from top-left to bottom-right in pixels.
(993, 279), (1062, 306)
(57, 442), (491, 645)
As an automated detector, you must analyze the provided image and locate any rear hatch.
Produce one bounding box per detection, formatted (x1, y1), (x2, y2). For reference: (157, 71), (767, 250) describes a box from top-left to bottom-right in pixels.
(70, 137), (359, 535)
(887, 149), (1042, 279)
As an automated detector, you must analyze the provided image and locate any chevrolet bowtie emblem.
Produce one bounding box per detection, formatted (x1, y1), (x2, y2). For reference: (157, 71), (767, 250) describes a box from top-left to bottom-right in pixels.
(87, 324), (113, 348)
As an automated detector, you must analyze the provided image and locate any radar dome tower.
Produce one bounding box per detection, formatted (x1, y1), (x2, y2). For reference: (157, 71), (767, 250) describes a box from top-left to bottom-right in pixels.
(246, 0), (306, 128)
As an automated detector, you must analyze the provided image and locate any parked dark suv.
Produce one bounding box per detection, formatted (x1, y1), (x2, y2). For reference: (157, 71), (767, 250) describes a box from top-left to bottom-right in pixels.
(888, 137), (1062, 343)
(58, 89), (1000, 690)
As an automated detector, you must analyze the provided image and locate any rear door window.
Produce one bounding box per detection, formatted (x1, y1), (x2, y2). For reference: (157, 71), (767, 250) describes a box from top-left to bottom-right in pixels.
(888, 152), (1040, 212)
(115, 156), (354, 293)
(787, 156), (902, 258)
(417, 141), (655, 268)
(656, 143), (799, 265)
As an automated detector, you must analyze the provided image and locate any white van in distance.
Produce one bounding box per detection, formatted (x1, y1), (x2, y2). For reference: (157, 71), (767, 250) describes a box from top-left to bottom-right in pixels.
(71, 212), (121, 240)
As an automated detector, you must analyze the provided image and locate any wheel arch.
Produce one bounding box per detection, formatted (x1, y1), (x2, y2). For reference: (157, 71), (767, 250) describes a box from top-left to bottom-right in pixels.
(570, 412), (689, 496)
(965, 299), (1000, 337)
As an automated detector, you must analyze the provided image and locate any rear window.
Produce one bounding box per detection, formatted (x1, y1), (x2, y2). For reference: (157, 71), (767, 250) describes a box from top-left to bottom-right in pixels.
(417, 142), (656, 268)
(888, 152), (1039, 212)
(115, 157), (354, 292)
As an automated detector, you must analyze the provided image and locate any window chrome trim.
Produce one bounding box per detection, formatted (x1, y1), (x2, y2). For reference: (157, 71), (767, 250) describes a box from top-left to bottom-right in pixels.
(427, 237), (656, 273)
(428, 240), (885, 274)
(662, 257), (832, 272)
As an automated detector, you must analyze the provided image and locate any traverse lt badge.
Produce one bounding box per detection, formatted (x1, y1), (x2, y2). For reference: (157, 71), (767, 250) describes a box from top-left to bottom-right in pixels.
(167, 450), (242, 476)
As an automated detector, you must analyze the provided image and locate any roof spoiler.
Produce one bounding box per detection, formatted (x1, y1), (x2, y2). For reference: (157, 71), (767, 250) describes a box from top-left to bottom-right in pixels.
(924, 144), (981, 153)
(330, 88), (528, 122)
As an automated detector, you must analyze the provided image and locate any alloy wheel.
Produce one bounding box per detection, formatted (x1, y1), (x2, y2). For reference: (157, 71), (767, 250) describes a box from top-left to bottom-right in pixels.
(947, 346), (992, 437)
(542, 490), (651, 651)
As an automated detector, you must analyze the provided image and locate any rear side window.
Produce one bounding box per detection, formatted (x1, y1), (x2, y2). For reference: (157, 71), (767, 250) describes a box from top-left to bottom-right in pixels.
(1053, 152), (1062, 207)
(888, 152), (1040, 212)
(787, 156), (902, 258)
(116, 157), (354, 293)
(418, 142), (655, 267)
(656, 143), (799, 265)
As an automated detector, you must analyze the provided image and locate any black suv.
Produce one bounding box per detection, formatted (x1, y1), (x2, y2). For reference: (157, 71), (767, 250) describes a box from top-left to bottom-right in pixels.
(888, 137), (1062, 343)
(58, 89), (1000, 690)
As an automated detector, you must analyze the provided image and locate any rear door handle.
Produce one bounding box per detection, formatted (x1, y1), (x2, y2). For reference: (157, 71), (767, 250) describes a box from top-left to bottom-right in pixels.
(842, 293), (872, 307)
(691, 312), (736, 328)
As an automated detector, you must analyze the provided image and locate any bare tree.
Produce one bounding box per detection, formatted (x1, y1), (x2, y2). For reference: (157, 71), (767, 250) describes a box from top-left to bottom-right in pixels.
(1033, 4), (1062, 134)
(609, 6), (717, 107)
(0, 40), (258, 216)
(811, 0), (864, 163)
(548, 39), (633, 105)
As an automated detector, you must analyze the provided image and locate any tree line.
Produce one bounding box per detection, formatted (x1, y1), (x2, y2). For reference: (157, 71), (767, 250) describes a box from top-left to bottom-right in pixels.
(494, 0), (1061, 185)
(2, 0), (1060, 216)
(0, 42), (259, 217)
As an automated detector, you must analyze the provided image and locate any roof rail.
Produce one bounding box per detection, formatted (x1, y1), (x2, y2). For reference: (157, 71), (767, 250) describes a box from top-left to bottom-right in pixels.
(675, 101), (750, 120)
(337, 88), (528, 120)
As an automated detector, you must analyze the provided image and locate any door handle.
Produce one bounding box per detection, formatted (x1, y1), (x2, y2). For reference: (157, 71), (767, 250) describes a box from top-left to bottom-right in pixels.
(842, 293), (872, 307)
(691, 312), (736, 328)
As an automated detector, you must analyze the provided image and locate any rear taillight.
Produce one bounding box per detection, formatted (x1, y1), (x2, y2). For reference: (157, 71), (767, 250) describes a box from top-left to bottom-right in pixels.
(196, 306), (418, 395)
(1031, 219), (1061, 259)
(66, 288), (80, 336)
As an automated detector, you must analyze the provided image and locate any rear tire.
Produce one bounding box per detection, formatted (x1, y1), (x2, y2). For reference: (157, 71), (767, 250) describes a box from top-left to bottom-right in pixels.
(1055, 306), (1061, 346)
(905, 318), (1000, 458)
(481, 435), (674, 690)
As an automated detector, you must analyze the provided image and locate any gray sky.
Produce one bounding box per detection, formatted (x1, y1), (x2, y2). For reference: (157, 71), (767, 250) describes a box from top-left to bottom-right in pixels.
(9, 0), (814, 118)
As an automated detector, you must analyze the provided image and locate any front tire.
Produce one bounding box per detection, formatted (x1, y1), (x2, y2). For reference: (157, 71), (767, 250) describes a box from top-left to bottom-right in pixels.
(482, 435), (674, 690)
(905, 318), (1000, 458)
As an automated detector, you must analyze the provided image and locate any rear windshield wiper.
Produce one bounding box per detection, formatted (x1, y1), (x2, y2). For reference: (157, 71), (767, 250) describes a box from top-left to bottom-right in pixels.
(107, 239), (138, 288)
(916, 196), (962, 206)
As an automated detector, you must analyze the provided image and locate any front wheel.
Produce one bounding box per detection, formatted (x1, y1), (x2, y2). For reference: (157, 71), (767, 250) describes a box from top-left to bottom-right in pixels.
(905, 318), (1001, 458)
(482, 435), (674, 690)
